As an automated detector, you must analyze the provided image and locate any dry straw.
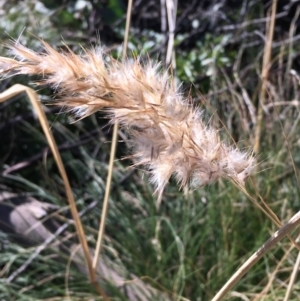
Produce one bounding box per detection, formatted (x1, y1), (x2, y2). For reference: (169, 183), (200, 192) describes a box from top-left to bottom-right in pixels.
(0, 41), (255, 195)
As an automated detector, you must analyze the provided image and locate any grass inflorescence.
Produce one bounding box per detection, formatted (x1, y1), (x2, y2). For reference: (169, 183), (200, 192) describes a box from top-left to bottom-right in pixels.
(0, 41), (255, 196)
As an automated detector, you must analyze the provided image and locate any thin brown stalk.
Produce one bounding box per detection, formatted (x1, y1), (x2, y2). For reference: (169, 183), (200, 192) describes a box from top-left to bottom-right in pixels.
(0, 85), (108, 300)
(252, 241), (295, 301)
(92, 0), (134, 270)
(233, 47), (256, 128)
(253, 0), (277, 152)
(285, 6), (300, 81)
(283, 14), (300, 295)
(283, 250), (300, 301)
(165, 0), (177, 67)
(244, 180), (300, 252)
(211, 209), (300, 301)
(160, 0), (167, 63)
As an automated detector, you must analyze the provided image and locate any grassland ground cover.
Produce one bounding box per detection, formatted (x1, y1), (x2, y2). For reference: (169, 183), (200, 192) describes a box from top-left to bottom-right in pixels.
(1, 1), (300, 300)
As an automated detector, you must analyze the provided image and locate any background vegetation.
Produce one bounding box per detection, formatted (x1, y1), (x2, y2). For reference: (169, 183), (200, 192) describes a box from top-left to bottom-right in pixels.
(1, 0), (300, 300)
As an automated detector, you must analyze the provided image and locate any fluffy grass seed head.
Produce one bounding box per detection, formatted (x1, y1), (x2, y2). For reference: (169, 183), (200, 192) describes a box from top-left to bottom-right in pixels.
(0, 40), (255, 195)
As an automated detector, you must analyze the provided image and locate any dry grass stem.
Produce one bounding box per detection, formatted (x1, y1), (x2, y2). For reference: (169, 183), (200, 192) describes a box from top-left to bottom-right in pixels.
(212, 209), (300, 301)
(252, 243), (293, 301)
(93, 0), (134, 271)
(0, 85), (108, 300)
(165, 0), (177, 67)
(0, 41), (255, 195)
(254, 0), (277, 152)
(283, 249), (300, 301)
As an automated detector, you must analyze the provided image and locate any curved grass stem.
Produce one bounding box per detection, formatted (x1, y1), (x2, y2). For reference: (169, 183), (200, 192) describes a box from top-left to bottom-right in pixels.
(92, 0), (134, 270)
(211, 209), (300, 301)
(0, 84), (109, 300)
